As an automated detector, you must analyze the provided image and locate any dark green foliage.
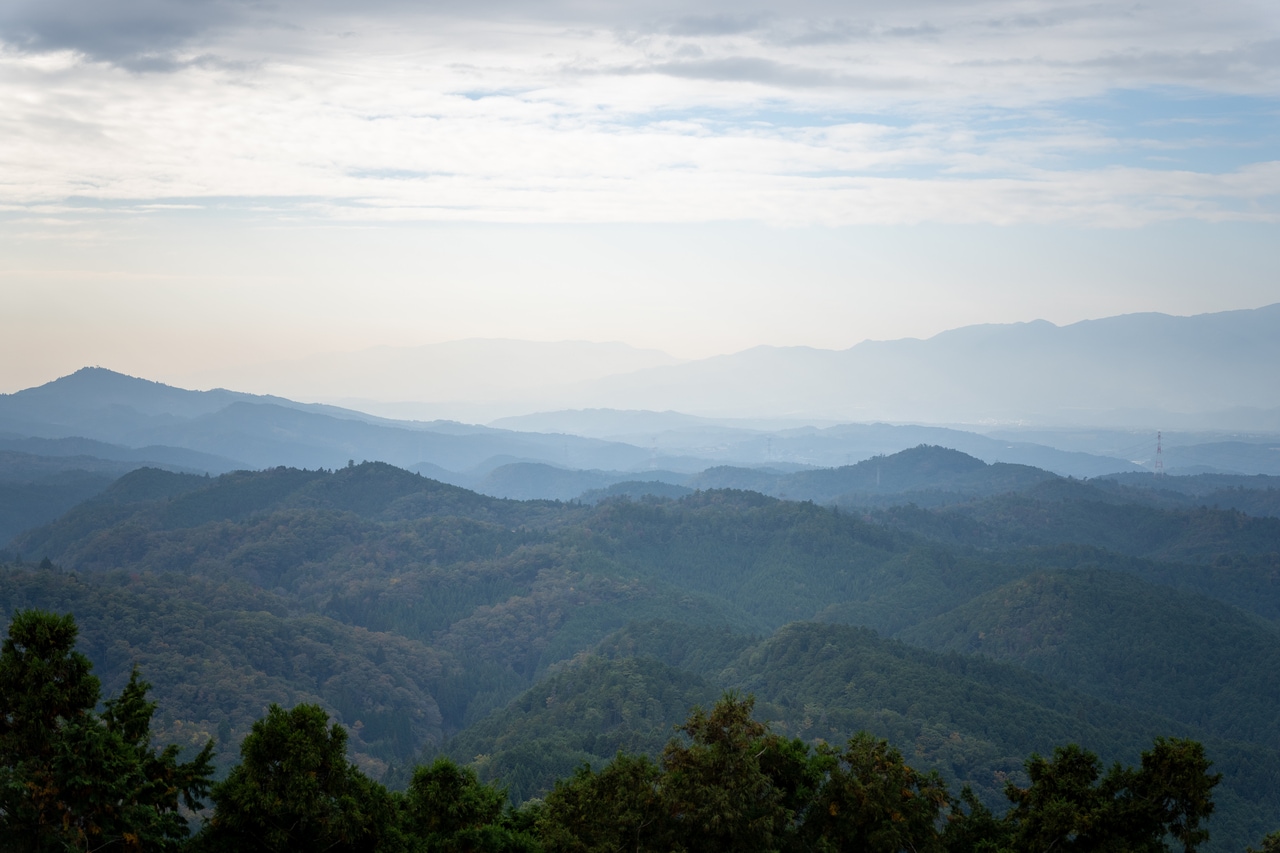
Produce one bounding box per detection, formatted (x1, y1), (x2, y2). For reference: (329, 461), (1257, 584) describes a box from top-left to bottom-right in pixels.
(443, 655), (719, 802)
(1248, 831), (1280, 853)
(540, 695), (1220, 853)
(0, 609), (99, 756)
(448, 617), (1280, 851)
(0, 610), (213, 853)
(540, 753), (666, 853)
(403, 757), (539, 852)
(592, 619), (757, 676)
(0, 568), (447, 774)
(196, 708), (535, 853)
(898, 570), (1280, 749)
(804, 733), (951, 853)
(404, 757), (504, 837)
(658, 694), (810, 853)
(577, 493), (906, 627)
(92, 467), (211, 505)
(1002, 738), (1218, 853)
(196, 703), (399, 853)
(0, 606), (1237, 853)
(727, 622), (1181, 786)
(538, 694), (813, 853)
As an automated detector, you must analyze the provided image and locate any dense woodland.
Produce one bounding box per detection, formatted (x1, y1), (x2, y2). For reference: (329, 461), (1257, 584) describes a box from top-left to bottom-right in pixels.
(0, 610), (1235, 852)
(3, 447), (1280, 850)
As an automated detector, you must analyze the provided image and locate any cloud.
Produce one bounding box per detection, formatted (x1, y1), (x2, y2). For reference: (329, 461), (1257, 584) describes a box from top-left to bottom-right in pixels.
(0, 0), (247, 66)
(611, 56), (918, 91)
(664, 14), (766, 37)
(1067, 39), (1280, 90)
(1, 0), (1277, 228)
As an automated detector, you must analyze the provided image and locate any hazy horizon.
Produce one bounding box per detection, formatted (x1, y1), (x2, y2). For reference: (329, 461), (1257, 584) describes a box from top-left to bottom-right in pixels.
(3, 301), (1274, 403)
(3, 0), (1278, 395)
(5, 302), (1279, 437)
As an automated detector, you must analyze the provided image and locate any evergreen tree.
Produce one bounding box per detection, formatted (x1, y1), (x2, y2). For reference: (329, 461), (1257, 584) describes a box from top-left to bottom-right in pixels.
(0, 609), (213, 852)
(659, 693), (798, 853)
(541, 754), (666, 853)
(805, 732), (951, 853)
(1002, 739), (1219, 853)
(402, 756), (539, 852)
(541, 694), (817, 853)
(195, 703), (400, 853)
(1248, 831), (1280, 853)
(536, 695), (1221, 853)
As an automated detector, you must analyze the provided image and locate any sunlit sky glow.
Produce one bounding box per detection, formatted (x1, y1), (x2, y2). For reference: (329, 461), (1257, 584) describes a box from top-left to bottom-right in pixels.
(1, 0), (1277, 395)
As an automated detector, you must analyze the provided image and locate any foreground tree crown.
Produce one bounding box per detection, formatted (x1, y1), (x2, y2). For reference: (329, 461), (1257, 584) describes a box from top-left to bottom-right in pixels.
(0, 609), (214, 853)
(0, 610), (1252, 852)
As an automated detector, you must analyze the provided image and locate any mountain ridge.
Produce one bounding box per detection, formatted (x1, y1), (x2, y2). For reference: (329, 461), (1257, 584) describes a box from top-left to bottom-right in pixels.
(5, 453), (1280, 848)
(569, 303), (1280, 425)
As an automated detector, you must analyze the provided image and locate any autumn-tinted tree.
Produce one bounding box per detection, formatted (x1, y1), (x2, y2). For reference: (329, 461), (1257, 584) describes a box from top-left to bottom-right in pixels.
(659, 693), (805, 853)
(804, 732), (951, 853)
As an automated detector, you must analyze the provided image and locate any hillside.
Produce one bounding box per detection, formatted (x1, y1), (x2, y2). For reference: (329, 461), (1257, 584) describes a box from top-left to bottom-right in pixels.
(440, 622), (1280, 849)
(898, 569), (1280, 748)
(4, 456), (1280, 849)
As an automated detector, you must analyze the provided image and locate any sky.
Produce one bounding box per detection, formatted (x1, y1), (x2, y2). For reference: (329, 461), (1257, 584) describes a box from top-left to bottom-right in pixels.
(1, 0), (1278, 394)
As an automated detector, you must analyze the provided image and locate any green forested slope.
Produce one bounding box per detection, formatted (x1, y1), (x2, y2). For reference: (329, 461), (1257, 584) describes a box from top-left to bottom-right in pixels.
(878, 482), (1280, 562)
(0, 567), (447, 776)
(689, 446), (1061, 506)
(442, 655), (720, 802)
(4, 455), (1280, 850)
(439, 622), (1280, 850)
(897, 569), (1280, 749)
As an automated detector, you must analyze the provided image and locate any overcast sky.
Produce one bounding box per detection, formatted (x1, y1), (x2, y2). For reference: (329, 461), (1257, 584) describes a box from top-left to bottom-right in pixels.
(1, 0), (1278, 393)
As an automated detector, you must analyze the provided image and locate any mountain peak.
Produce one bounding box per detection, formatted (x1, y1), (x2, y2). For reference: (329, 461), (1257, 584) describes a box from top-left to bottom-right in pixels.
(33, 366), (165, 393)
(1, 366), (237, 422)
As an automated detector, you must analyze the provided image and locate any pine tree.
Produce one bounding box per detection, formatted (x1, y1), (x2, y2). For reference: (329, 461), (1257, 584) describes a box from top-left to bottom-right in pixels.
(194, 703), (399, 853)
(0, 609), (214, 852)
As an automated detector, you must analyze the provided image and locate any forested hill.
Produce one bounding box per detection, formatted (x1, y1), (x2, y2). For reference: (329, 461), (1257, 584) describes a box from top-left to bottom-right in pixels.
(3, 457), (1280, 850)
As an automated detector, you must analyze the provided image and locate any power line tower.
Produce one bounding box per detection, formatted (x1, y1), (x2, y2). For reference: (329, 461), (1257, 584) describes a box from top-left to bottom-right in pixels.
(1154, 431), (1164, 477)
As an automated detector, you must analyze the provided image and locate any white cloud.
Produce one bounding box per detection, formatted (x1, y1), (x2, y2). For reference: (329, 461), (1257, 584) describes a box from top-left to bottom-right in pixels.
(0, 1), (1278, 227)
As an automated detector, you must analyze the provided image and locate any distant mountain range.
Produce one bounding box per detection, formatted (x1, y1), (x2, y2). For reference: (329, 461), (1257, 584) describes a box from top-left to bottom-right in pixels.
(561, 304), (1280, 426)
(2, 357), (1278, 541)
(465, 447), (1280, 515)
(2, 368), (1155, 478)
(0, 367), (655, 473)
(161, 304), (1280, 429)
